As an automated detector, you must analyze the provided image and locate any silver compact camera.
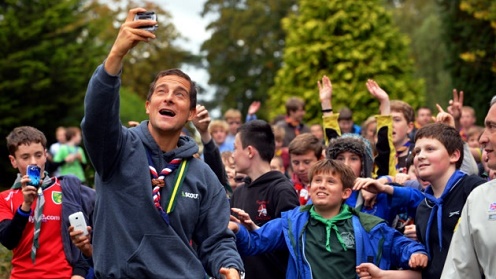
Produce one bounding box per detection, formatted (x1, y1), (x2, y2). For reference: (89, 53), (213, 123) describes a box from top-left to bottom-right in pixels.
(134, 11), (158, 32)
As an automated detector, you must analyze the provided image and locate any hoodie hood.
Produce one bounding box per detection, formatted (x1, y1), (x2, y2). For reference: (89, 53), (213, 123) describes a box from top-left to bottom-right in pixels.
(327, 134), (374, 178)
(248, 171), (289, 189)
(135, 121), (199, 164)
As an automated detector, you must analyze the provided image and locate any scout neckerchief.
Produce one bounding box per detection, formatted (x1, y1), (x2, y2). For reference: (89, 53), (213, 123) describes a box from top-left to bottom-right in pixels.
(146, 149), (189, 225)
(310, 204), (353, 252)
(423, 170), (466, 253)
(11, 172), (53, 263)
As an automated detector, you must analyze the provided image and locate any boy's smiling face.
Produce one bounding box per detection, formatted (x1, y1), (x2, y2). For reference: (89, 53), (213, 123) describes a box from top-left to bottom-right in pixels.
(413, 137), (460, 183)
(308, 170), (352, 212)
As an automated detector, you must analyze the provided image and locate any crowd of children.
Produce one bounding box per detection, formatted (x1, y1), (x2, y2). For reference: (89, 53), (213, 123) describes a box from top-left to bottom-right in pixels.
(1, 8), (494, 279)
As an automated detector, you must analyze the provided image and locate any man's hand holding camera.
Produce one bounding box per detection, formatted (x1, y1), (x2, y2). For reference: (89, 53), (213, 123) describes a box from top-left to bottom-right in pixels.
(105, 8), (158, 75)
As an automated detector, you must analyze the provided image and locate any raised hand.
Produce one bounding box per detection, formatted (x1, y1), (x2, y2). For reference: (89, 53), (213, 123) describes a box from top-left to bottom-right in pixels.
(105, 8), (157, 75)
(366, 79), (390, 115)
(248, 101), (261, 116)
(447, 89), (464, 121)
(435, 104), (455, 128)
(191, 105), (212, 143)
(318, 75), (333, 102)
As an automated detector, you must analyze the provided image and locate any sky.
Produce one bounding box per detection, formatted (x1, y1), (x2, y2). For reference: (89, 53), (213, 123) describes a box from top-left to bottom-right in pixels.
(155, 0), (216, 106)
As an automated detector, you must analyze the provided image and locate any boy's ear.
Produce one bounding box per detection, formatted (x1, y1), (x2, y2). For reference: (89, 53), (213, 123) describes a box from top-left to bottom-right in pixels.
(342, 188), (352, 200)
(449, 149), (461, 164)
(407, 121), (414, 133)
(8, 155), (18, 169)
(247, 146), (257, 159)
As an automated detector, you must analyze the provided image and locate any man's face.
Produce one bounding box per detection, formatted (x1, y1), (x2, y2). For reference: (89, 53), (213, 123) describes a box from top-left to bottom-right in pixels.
(480, 105), (496, 170)
(290, 150), (319, 185)
(9, 143), (47, 176)
(392, 111), (413, 146)
(308, 171), (351, 211)
(416, 108), (432, 127)
(145, 75), (195, 137)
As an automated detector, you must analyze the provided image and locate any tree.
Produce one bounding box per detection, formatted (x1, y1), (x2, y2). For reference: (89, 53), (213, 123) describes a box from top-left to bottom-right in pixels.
(201, 0), (297, 120)
(460, 0), (496, 30)
(118, 0), (200, 99)
(438, 0), (496, 124)
(0, 0), (194, 189)
(386, 0), (452, 109)
(268, 0), (424, 124)
(0, 0), (108, 188)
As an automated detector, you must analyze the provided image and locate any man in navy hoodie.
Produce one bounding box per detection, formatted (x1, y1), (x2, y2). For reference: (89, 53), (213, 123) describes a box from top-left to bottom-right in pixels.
(81, 8), (243, 279)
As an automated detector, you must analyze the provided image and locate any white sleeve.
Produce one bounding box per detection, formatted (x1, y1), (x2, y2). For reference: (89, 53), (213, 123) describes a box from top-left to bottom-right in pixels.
(441, 195), (483, 279)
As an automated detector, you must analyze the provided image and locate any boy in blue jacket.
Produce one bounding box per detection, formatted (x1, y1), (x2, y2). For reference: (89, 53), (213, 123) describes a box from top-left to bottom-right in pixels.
(229, 159), (428, 279)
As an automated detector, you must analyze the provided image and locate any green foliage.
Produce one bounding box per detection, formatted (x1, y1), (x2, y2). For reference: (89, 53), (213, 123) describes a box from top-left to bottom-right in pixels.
(438, 0), (496, 124)
(120, 87), (148, 124)
(268, 0), (424, 124)
(0, 0), (108, 188)
(117, 0), (200, 100)
(460, 0), (496, 73)
(201, 0), (297, 119)
(387, 0), (452, 110)
(0, 245), (11, 278)
(0, 0), (196, 188)
(461, 0), (496, 27)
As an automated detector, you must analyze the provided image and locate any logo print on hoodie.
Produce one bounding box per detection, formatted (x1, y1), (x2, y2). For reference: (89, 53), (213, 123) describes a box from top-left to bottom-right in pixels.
(182, 191), (199, 199)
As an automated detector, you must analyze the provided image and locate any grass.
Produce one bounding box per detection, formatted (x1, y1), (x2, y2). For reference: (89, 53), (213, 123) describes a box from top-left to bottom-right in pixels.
(0, 246), (11, 278)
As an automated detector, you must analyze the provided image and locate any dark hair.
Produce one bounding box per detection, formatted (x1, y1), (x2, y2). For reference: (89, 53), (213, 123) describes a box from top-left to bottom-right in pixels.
(288, 133), (323, 159)
(414, 123), (464, 169)
(6, 126), (47, 156)
(65, 126), (81, 141)
(391, 100), (415, 123)
(327, 134), (374, 178)
(146, 69), (197, 110)
(338, 107), (353, 121)
(237, 120), (275, 163)
(309, 159), (356, 190)
(285, 97), (305, 116)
